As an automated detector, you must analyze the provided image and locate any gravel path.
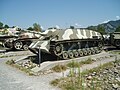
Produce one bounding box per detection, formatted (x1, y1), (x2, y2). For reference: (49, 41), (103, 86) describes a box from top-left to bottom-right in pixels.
(0, 50), (120, 90)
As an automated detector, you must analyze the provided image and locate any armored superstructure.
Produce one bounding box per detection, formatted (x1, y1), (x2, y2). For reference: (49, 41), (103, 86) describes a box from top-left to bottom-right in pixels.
(29, 28), (103, 59)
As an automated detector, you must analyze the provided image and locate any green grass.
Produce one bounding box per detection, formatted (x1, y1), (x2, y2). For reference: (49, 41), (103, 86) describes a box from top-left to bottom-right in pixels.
(0, 55), (14, 58)
(51, 64), (67, 72)
(67, 57), (94, 68)
(0, 53), (30, 58)
(109, 51), (120, 55)
(6, 59), (15, 65)
(67, 60), (80, 68)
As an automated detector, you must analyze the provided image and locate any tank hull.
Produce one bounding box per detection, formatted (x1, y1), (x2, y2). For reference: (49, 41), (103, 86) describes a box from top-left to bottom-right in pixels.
(29, 28), (103, 59)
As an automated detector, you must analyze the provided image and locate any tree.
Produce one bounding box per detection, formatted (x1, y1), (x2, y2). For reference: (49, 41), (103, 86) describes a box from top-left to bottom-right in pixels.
(4, 24), (9, 28)
(27, 27), (34, 30)
(33, 23), (42, 32)
(87, 26), (97, 31)
(0, 22), (3, 29)
(97, 25), (106, 34)
(115, 26), (120, 32)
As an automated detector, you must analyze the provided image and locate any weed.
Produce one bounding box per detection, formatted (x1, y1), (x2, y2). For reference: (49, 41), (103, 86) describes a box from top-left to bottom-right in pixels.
(6, 59), (15, 65)
(67, 57), (94, 68)
(50, 79), (61, 86)
(67, 60), (79, 68)
(51, 64), (67, 72)
(79, 57), (94, 65)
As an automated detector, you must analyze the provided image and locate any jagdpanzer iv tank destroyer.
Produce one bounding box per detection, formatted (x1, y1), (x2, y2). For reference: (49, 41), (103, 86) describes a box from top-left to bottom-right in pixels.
(29, 27), (103, 59)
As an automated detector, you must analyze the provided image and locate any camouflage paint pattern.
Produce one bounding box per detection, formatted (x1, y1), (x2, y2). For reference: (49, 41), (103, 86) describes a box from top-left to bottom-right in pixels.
(38, 28), (102, 41)
(29, 28), (102, 53)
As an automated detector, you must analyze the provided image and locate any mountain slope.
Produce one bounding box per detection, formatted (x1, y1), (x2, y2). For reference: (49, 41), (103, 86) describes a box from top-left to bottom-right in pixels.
(87, 19), (120, 33)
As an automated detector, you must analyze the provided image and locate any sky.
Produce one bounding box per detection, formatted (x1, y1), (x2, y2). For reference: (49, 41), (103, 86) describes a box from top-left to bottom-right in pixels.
(0, 0), (120, 29)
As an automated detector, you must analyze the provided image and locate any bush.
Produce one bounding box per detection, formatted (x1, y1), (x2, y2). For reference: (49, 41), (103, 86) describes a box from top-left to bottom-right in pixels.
(51, 64), (67, 72)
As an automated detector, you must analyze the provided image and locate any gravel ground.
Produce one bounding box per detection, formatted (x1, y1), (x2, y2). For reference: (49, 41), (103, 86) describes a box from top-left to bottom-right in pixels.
(0, 51), (59, 90)
(0, 50), (120, 90)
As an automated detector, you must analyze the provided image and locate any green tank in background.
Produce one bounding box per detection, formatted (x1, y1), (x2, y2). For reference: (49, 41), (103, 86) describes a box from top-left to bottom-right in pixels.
(29, 27), (103, 60)
(110, 32), (120, 48)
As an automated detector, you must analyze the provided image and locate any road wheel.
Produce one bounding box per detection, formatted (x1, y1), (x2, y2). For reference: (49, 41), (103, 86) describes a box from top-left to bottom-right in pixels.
(83, 49), (87, 56)
(73, 50), (79, 58)
(68, 50), (74, 59)
(87, 49), (91, 55)
(91, 48), (95, 54)
(98, 41), (103, 48)
(62, 51), (68, 60)
(14, 41), (23, 50)
(78, 49), (83, 57)
(23, 44), (29, 50)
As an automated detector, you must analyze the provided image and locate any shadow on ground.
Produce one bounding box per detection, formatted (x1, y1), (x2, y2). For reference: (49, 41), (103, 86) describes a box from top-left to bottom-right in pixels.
(29, 52), (58, 64)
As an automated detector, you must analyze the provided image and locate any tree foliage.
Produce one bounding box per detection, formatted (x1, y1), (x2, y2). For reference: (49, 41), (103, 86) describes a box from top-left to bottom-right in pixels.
(0, 22), (3, 29)
(4, 24), (9, 28)
(27, 27), (34, 30)
(87, 26), (97, 31)
(33, 23), (42, 32)
(115, 26), (120, 32)
(97, 25), (106, 34)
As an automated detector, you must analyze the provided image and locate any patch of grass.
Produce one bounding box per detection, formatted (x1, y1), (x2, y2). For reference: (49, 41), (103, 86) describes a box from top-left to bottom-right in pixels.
(80, 57), (94, 65)
(0, 53), (30, 58)
(51, 64), (67, 72)
(67, 57), (94, 68)
(50, 79), (61, 86)
(6, 59), (15, 65)
(109, 51), (120, 55)
(0, 55), (16, 58)
(67, 60), (79, 68)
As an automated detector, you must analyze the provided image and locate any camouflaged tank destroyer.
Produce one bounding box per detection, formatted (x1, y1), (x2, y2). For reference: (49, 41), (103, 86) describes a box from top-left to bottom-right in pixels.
(29, 27), (103, 59)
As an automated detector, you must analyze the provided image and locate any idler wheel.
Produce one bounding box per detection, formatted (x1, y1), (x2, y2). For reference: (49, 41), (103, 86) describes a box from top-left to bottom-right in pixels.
(68, 50), (74, 59)
(78, 49), (83, 57)
(73, 50), (79, 58)
(14, 41), (23, 50)
(62, 51), (68, 60)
